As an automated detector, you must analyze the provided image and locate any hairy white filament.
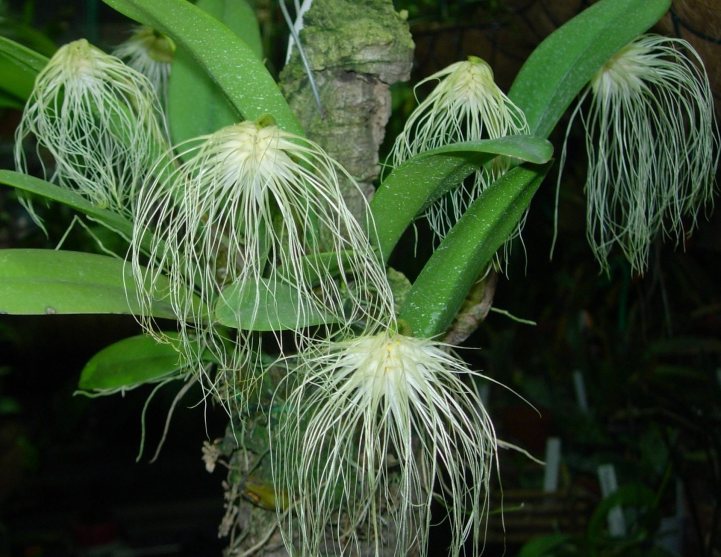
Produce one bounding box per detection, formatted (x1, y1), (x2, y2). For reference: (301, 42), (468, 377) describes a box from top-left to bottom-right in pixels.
(130, 120), (394, 406)
(388, 56), (528, 246)
(113, 26), (175, 106)
(563, 34), (718, 274)
(273, 331), (497, 556)
(14, 39), (168, 221)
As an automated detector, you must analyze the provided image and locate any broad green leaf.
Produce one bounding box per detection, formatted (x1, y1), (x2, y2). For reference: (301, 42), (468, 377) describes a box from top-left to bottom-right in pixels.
(79, 334), (185, 391)
(0, 249), (178, 318)
(370, 135), (553, 262)
(399, 164), (549, 338)
(167, 0), (262, 144)
(0, 170), (135, 240)
(0, 36), (48, 102)
(102, 0), (303, 136)
(280, 251), (353, 286)
(201, 0), (262, 60)
(508, 0), (671, 138)
(215, 278), (339, 331)
(167, 48), (239, 145)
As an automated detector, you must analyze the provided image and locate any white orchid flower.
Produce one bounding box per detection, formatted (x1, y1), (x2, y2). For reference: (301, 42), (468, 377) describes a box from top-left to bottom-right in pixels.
(562, 34), (718, 274)
(130, 119), (394, 407)
(389, 56), (529, 246)
(273, 329), (497, 556)
(113, 26), (175, 106)
(15, 39), (168, 221)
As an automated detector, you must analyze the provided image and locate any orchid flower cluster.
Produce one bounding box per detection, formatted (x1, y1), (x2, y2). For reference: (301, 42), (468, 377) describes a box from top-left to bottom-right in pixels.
(9, 2), (717, 556)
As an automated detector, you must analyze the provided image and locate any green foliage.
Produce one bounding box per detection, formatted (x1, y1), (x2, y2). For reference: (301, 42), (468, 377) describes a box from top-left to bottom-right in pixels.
(0, 249), (177, 318)
(519, 484), (672, 557)
(371, 135), (553, 262)
(167, 0), (262, 144)
(102, 0), (303, 135)
(215, 278), (340, 331)
(509, 0), (671, 138)
(0, 0), (676, 346)
(78, 333), (186, 392)
(1, 0), (711, 553)
(400, 164), (549, 338)
(0, 170), (136, 242)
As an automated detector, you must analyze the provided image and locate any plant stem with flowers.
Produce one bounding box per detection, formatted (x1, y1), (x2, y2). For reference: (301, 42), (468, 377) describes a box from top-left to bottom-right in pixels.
(0, 0), (716, 555)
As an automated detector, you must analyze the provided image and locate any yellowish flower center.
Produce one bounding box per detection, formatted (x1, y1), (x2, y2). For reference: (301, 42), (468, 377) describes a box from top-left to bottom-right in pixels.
(134, 27), (175, 64)
(592, 42), (648, 98)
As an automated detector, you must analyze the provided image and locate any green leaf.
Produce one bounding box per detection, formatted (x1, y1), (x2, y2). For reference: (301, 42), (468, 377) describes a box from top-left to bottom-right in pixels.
(370, 135), (553, 262)
(167, 48), (239, 145)
(0, 170), (135, 239)
(588, 483), (657, 543)
(0, 249), (177, 319)
(79, 334), (185, 391)
(102, 0), (303, 136)
(0, 36), (48, 102)
(0, 19), (57, 57)
(201, 0), (262, 60)
(0, 88), (23, 109)
(215, 278), (339, 331)
(399, 164), (550, 338)
(167, 0), (262, 144)
(518, 533), (575, 557)
(508, 0), (671, 138)
(280, 250), (354, 286)
(215, 251), (372, 332)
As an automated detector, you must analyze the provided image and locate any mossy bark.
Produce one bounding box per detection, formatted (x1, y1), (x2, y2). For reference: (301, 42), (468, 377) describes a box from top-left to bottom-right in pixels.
(222, 3), (414, 556)
(280, 0), (414, 218)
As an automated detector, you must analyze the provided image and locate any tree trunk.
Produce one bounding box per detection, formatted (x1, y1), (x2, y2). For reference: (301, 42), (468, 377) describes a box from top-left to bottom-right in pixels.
(280, 0), (414, 219)
(224, 2), (414, 556)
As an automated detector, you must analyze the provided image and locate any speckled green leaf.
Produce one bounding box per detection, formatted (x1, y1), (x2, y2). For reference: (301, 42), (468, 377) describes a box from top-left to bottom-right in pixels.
(103, 0), (303, 135)
(0, 249), (177, 318)
(370, 135), (553, 262)
(203, 0), (262, 60)
(509, 0), (671, 138)
(399, 164), (550, 338)
(79, 334), (184, 391)
(167, 0), (263, 144)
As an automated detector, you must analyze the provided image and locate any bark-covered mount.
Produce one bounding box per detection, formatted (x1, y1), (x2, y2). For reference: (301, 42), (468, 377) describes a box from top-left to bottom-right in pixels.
(280, 0), (414, 218)
(219, 4), (415, 554)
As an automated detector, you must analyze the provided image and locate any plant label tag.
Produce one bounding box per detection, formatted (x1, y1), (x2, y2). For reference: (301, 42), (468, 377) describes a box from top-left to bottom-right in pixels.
(543, 437), (561, 493)
(598, 463), (626, 537)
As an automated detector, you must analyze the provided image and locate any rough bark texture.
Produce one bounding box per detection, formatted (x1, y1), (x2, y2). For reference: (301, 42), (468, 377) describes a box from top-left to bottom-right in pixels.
(222, 5), (413, 556)
(280, 0), (414, 219)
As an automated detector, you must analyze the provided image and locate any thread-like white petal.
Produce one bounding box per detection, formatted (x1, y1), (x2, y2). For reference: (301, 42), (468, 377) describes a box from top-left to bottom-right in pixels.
(563, 34), (718, 274)
(113, 26), (174, 106)
(273, 331), (497, 556)
(131, 121), (394, 410)
(14, 39), (168, 221)
(388, 56), (529, 255)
